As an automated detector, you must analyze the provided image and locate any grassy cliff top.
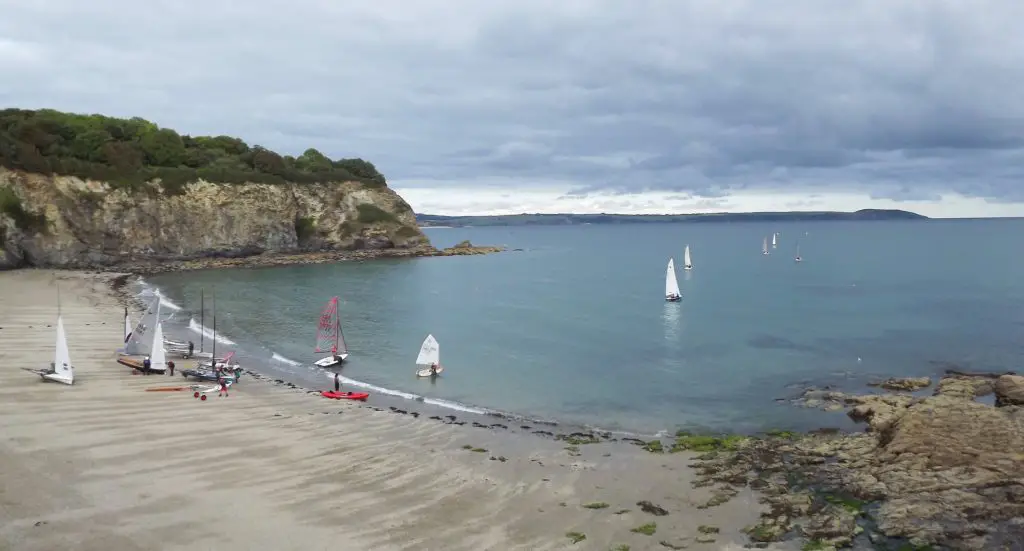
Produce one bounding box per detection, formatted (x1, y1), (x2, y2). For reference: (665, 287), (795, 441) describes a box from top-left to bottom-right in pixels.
(0, 108), (386, 194)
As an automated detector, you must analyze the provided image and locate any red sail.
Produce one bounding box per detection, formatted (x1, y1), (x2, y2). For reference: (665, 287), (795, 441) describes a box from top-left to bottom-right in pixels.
(315, 297), (339, 353)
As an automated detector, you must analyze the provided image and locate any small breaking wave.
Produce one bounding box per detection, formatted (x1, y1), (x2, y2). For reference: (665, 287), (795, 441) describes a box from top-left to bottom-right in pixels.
(271, 352), (301, 366)
(323, 372), (487, 415)
(188, 318), (236, 345)
(138, 287), (183, 311)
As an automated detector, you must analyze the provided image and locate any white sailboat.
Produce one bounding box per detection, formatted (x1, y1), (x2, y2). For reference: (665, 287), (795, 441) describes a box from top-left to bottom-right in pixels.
(414, 334), (442, 377)
(772, 232), (778, 248)
(314, 296), (349, 367)
(762, 236), (770, 255)
(665, 258), (682, 302)
(795, 242), (802, 263)
(30, 315), (75, 385)
(123, 298), (161, 357)
(683, 245), (693, 270)
(148, 322), (168, 373)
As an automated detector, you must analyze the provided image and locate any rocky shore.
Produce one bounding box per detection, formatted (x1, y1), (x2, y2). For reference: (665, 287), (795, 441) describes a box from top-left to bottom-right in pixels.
(111, 240), (505, 274)
(638, 372), (1024, 550)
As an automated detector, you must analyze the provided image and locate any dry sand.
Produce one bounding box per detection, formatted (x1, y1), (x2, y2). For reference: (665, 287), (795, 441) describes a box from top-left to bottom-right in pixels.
(0, 270), (782, 551)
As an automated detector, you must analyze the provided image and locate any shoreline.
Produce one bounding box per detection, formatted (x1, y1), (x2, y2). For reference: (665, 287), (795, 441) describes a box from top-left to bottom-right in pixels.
(1, 242), (507, 276)
(0, 268), (770, 550)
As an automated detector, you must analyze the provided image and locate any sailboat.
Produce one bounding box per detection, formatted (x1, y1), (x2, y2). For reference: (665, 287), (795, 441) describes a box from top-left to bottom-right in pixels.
(28, 307), (75, 385)
(123, 307), (132, 344)
(118, 298), (162, 371)
(193, 290), (239, 372)
(762, 236), (770, 255)
(683, 245), (693, 271)
(414, 334), (442, 377)
(665, 258), (682, 302)
(313, 296), (349, 367)
(772, 232), (778, 248)
(148, 321), (168, 374)
(795, 242), (802, 263)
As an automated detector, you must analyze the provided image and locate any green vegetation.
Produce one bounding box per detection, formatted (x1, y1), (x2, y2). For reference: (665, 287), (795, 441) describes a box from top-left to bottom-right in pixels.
(670, 431), (750, 453)
(565, 531), (586, 544)
(582, 502), (609, 509)
(355, 203), (398, 224)
(294, 216), (316, 241)
(394, 225), (421, 239)
(0, 186), (46, 232)
(630, 522), (657, 536)
(697, 525), (719, 534)
(611, 545), (631, 551)
(801, 540), (831, 551)
(0, 108), (387, 194)
(823, 493), (867, 515)
(642, 440), (664, 453)
(559, 434), (602, 445)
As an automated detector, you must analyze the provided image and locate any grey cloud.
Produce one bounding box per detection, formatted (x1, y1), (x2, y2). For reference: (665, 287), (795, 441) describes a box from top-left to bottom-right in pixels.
(1, 0), (1023, 204)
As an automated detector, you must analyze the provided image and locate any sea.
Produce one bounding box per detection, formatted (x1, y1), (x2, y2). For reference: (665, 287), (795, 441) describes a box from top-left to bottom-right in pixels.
(139, 219), (1024, 436)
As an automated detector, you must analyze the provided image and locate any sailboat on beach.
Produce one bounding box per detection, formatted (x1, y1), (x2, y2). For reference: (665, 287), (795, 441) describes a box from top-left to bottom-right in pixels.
(414, 334), (443, 377)
(313, 296), (348, 368)
(683, 245), (693, 271)
(665, 258), (682, 302)
(26, 289), (75, 385)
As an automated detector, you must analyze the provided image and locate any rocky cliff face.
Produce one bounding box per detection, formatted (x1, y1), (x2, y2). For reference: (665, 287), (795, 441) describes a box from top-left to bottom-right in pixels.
(0, 168), (431, 269)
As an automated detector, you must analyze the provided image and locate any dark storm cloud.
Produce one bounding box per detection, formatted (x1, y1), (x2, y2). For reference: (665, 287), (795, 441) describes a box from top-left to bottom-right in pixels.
(1, 0), (1023, 203)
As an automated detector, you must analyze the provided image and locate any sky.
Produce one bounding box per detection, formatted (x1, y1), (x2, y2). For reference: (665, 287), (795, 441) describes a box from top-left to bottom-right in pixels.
(1, 0), (1023, 218)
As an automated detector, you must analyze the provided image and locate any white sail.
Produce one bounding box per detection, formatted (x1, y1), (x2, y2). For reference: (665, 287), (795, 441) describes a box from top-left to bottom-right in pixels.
(52, 315), (73, 382)
(772, 233), (777, 247)
(125, 298), (160, 356)
(149, 322), (167, 371)
(124, 309), (132, 343)
(415, 334), (440, 366)
(683, 245), (693, 270)
(665, 258), (681, 298)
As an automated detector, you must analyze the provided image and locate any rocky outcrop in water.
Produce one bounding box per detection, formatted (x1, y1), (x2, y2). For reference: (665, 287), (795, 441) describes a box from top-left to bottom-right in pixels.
(0, 168), (431, 269)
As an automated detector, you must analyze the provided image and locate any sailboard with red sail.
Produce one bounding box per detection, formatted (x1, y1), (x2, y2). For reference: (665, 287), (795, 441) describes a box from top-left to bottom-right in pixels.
(313, 296), (348, 367)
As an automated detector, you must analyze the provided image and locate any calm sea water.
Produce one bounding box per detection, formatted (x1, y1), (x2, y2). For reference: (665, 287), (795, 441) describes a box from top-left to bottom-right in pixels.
(144, 219), (1024, 435)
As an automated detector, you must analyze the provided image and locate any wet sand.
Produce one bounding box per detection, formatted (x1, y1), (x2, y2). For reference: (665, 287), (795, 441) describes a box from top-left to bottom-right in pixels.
(0, 270), (782, 550)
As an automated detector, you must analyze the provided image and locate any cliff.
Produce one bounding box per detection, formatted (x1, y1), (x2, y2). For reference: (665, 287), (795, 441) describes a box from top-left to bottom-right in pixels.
(0, 167), (431, 270)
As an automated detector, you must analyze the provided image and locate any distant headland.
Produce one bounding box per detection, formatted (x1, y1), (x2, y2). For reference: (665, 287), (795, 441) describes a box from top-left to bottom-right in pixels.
(416, 209), (928, 227)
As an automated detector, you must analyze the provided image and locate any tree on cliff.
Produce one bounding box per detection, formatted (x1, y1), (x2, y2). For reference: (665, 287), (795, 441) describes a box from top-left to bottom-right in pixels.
(0, 108), (387, 193)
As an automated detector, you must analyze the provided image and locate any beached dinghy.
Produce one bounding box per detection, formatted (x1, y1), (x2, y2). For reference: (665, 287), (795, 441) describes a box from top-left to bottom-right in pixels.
(414, 334), (443, 377)
(25, 313), (75, 385)
(313, 296), (349, 368)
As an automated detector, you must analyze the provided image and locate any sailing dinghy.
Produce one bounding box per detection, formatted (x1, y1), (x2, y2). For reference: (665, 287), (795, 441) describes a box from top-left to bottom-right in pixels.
(683, 245), (693, 270)
(795, 242), (802, 263)
(313, 296), (349, 367)
(147, 322), (169, 374)
(762, 236), (770, 255)
(414, 334), (443, 377)
(26, 314), (75, 385)
(665, 258), (682, 302)
(772, 232), (778, 248)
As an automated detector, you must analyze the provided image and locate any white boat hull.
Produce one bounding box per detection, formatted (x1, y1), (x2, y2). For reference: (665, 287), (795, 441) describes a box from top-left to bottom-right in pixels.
(416, 366), (444, 378)
(314, 354), (348, 368)
(42, 372), (74, 385)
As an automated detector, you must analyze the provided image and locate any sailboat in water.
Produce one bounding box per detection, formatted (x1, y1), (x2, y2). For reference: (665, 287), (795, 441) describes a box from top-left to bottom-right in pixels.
(762, 236), (770, 255)
(414, 334), (443, 377)
(665, 258), (682, 302)
(683, 245), (693, 270)
(772, 232), (778, 248)
(313, 296), (349, 367)
(795, 242), (802, 263)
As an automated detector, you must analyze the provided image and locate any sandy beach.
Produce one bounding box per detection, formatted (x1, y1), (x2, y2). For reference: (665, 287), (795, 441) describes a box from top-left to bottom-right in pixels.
(0, 270), (775, 551)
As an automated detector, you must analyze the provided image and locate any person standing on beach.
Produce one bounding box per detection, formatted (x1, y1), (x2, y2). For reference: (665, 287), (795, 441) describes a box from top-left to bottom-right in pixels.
(167, 360), (175, 376)
(188, 341), (194, 358)
(218, 377), (229, 397)
(334, 372), (341, 392)
(142, 356), (151, 375)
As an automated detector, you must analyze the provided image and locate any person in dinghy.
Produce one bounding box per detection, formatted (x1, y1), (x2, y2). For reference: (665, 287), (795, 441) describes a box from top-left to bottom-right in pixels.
(429, 362), (441, 377)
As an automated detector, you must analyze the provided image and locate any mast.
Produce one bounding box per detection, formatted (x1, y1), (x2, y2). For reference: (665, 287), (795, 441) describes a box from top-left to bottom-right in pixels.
(199, 288), (205, 354)
(336, 303), (344, 353)
(211, 288), (216, 363)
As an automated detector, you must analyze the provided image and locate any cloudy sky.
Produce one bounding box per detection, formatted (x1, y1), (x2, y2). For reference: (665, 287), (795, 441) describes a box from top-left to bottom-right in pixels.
(2, 0), (1023, 217)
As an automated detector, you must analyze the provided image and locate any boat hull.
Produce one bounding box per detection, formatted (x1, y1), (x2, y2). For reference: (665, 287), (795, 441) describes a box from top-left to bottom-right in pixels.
(416, 366), (444, 378)
(314, 354), (348, 368)
(117, 355), (167, 374)
(665, 295), (682, 302)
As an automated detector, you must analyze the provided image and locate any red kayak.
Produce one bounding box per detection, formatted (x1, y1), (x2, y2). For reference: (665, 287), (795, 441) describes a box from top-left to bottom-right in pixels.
(321, 390), (369, 401)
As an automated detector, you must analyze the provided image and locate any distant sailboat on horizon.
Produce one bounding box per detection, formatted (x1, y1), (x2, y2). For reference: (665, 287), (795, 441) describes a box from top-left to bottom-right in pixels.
(683, 245), (693, 270)
(772, 232), (778, 248)
(665, 258), (682, 302)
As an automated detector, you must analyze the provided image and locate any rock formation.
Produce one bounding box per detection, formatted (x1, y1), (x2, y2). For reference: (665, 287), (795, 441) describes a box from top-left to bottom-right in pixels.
(0, 167), (430, 269)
